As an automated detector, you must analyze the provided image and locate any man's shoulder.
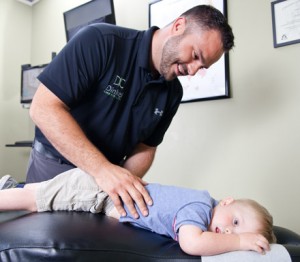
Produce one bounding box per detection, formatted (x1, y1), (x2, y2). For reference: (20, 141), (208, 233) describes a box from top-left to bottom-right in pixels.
(89, 23), (142, 39)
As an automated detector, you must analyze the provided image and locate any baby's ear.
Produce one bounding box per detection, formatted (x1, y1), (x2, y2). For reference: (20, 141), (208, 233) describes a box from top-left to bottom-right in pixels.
(220, 197), (234, 206)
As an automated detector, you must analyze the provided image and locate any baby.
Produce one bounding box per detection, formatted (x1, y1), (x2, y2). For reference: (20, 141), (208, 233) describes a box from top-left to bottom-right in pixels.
(0, 168), (276, 256)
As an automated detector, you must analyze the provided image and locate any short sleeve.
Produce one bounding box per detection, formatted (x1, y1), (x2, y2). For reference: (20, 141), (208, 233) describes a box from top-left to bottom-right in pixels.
(38, 25), (108, 107)
(174, 202), (213, 235)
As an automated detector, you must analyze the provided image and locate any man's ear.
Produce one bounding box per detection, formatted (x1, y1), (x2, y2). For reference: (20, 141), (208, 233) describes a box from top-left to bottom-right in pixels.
(171, 17), (186, 35)
(220, 197), (234, 206)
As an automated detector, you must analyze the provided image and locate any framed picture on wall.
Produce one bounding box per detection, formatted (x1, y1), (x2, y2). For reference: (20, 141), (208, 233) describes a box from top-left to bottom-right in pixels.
(271, 0), (300, 48)
(149, 0), (230, 103)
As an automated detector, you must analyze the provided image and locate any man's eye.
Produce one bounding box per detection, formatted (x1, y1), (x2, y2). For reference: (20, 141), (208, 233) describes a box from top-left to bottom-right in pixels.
(233, 219), (239, 226)
(193, 51), (198, 60)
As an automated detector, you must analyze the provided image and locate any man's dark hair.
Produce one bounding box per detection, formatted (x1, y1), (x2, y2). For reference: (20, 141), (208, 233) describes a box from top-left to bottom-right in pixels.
(181, 5), (234, 52)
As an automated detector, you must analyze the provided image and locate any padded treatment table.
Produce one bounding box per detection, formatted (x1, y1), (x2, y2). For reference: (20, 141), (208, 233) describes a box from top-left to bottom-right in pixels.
(0, 211), (299, 261)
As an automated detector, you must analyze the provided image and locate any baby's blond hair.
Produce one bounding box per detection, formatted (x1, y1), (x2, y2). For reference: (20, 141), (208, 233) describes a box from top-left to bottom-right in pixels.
(236, 199), (277, 243)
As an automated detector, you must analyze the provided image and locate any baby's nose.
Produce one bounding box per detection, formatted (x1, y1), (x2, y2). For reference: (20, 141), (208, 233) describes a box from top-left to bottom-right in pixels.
(224, 228), (232, 234)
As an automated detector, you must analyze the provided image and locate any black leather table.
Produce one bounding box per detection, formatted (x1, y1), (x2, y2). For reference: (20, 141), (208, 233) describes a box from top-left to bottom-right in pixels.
(0, 211), (299, 261)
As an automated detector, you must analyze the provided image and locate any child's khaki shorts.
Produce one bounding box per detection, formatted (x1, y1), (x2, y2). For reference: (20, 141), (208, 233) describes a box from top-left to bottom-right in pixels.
(36, 168), (113, 214)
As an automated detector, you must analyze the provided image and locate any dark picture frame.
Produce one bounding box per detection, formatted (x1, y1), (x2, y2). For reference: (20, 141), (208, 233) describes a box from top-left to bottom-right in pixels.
(20, 63), (48, 105)
(63, 0), (116, 42)
(149, 0), (230, 103)
(271, 0), (300, 48)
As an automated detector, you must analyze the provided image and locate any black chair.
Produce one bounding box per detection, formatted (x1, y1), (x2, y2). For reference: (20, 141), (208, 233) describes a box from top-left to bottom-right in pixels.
(0, 211), (299, 261)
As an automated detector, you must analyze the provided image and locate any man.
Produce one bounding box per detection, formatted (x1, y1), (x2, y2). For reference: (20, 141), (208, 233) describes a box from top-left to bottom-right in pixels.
(27, 5), (234, 219)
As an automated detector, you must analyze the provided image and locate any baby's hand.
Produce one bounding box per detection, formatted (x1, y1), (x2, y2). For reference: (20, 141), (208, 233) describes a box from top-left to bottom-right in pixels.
(239, 233), (270, 254)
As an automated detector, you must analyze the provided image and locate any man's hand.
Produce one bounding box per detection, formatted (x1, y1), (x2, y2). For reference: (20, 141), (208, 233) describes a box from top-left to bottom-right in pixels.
(94, 161), (153, 219)
(239, 232), (270, 254)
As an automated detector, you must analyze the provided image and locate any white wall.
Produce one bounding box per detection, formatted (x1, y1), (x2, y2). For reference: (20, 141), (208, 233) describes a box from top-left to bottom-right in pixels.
(1, 0), (299, 234)
(0, 0), (33, 181)
(31, 0), (91, 64)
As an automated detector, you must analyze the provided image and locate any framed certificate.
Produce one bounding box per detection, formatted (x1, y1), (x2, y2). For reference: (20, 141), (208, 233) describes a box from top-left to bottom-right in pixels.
(271, 0), (300, 48)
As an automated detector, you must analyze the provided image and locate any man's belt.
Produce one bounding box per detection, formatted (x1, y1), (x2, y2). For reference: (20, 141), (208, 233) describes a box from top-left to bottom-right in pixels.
(33, 140), (74, 166)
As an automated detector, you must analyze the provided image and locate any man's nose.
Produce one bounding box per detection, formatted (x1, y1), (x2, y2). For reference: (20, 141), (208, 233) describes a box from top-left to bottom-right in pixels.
(188, 61), (202, 76)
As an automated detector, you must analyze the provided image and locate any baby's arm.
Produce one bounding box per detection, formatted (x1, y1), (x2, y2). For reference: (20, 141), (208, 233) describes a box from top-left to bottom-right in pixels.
(178, 225), (270, 256)
(0, 183), (38, 212)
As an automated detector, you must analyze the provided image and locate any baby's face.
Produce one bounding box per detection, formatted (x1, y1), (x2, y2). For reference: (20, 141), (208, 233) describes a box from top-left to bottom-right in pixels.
(208, 198), (261, 235)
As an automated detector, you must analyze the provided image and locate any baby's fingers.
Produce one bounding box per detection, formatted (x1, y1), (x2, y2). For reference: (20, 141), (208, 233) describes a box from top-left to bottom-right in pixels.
(255, 238), (270, 254)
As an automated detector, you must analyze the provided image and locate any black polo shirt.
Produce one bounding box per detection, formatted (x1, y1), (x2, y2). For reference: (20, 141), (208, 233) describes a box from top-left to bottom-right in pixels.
(36, 24), (183, 165)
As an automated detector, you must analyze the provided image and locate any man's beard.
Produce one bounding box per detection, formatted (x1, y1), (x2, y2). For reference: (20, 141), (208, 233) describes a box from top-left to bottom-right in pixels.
(160, 34), (183, 81)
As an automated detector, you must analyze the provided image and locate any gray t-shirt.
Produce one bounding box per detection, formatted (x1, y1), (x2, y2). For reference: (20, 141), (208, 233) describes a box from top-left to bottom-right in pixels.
(120, 184), (218, 240)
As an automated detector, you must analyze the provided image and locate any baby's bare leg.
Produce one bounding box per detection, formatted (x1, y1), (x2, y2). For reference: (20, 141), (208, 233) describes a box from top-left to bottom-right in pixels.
(106, 207), (120, 219)
(0, 183), (38, 212)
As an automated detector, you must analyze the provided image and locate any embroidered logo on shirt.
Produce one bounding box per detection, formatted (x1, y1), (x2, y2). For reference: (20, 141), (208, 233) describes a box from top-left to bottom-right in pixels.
(104, 75), (126, 101)
(113, 75), (126, 89)
(154, 108), (164, 117)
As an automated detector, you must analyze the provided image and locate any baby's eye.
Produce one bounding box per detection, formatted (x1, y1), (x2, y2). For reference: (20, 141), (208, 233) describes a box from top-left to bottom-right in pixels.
(233, 218), (239, 226)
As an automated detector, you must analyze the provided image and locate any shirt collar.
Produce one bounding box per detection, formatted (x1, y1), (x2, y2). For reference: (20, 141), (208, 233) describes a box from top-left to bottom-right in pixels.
(137, 26), (159, 72)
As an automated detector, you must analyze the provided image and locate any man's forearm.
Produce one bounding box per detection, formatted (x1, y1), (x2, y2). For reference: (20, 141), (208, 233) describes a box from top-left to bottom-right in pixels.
(123, 143), (156, 178)
(30, 84), (107, 177)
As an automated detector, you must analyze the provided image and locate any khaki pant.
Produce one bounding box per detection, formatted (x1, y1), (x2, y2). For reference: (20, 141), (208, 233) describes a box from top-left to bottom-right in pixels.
(36, 168), (114, 214)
